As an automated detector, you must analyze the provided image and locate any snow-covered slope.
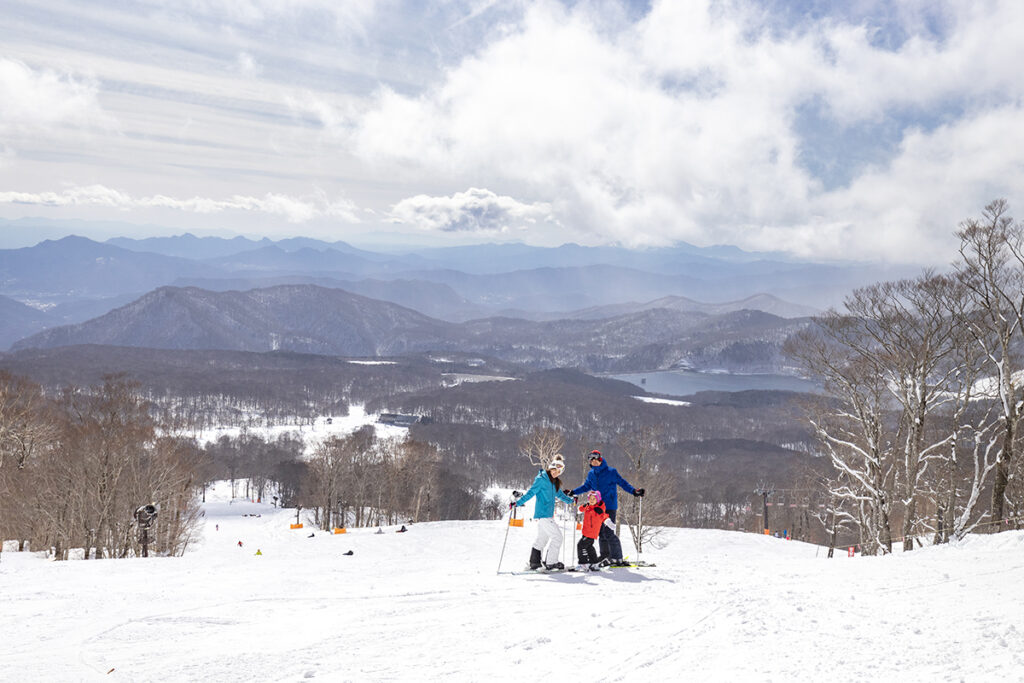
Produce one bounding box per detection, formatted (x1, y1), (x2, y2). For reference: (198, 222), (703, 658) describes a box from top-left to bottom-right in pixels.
(2, 483), (1023, 681)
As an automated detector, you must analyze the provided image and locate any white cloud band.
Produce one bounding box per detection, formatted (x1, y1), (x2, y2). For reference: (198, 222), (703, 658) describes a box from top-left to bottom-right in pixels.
(0, 185), (361, 223)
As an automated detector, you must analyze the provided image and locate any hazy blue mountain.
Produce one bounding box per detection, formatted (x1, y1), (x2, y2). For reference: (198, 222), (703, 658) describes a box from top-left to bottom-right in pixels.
(518, 293), (820, 321)
(171, 275), (490, 321)
(108, 233), (391, 262)
(399, 242), (785, 274)
(0, 227), (917, 324)
(0, 295), (52, 350)
(107, 233), (274, 259)
(12, 285), (452, 356)
(12, 284), (809, 373)
(48, 293), (148, 325)
(201, 245), (392, 277)
(0, 236), (219, 299)
(0, 217), (185, 249)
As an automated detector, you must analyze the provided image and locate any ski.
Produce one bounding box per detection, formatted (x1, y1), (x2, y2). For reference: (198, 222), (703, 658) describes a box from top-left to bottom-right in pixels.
(506, 567), (580, 575)
(599, 557), (657, 568)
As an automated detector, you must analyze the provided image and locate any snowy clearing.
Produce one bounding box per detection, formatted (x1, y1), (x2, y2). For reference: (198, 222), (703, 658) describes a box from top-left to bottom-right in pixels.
(442, 373), (518, 385)
(633, 395), (691, 407)
(189, 406), (408, 456)
(2, 482), (1023, 681)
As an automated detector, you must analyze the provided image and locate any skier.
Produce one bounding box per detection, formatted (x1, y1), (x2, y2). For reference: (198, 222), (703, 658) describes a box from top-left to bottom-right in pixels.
(566, 450), (644, 567)
(512, 453), (574, 570)
(576, 490), (615, 571)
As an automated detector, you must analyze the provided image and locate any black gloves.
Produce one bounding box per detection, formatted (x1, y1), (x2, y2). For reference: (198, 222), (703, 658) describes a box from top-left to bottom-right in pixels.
(509, 501), (517, 509)
(635, 488), (646, 497)
(562, 489), (572, 496)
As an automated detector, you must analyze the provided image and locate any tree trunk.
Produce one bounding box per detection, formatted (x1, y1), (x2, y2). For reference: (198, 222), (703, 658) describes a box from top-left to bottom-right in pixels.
(992, 423), (1013, 526)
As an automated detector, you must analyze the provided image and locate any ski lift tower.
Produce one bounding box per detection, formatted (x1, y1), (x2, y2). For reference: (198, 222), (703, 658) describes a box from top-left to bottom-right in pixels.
(755, 484), (774, 535)
(135, 504), (158, 557)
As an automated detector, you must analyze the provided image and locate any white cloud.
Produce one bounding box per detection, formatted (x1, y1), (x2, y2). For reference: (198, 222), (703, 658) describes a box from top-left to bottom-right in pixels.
(0, 185), (361, 223)
(3, 1), (1024, 262)
(0, 58), (112, 136)
(389, 187), (553, 234)
(340, 0), (1024, 260)
(144, 0), (382, 31)
(234, 52), (263, 79)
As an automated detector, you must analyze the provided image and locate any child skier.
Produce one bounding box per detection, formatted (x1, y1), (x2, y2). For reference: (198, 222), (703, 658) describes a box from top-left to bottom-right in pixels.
(512, 454), (574, 570)
(576, 490), (614, 571)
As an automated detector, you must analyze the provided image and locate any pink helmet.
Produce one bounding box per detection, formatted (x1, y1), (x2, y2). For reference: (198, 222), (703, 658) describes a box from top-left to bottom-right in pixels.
(587, 490), (602, 503)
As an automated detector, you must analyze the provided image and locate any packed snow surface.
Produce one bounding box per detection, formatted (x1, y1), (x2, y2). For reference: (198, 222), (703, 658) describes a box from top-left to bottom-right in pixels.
(2, 483), (1024, 681)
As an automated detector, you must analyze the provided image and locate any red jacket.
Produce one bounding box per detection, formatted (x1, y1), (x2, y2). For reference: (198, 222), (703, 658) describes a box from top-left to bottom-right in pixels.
(580, 502), (609, 539)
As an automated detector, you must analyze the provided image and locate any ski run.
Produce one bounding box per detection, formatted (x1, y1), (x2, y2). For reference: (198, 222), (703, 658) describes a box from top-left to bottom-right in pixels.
(2, 480), (1024, 681)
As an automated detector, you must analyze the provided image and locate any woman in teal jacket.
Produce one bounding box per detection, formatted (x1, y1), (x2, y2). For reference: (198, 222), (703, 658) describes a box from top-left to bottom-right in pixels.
(513, 454), (573, 570)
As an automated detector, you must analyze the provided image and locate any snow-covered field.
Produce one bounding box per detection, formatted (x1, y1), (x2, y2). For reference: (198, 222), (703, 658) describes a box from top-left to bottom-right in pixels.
(189, 407), (410, 456)
(2, 483), (1024, 682)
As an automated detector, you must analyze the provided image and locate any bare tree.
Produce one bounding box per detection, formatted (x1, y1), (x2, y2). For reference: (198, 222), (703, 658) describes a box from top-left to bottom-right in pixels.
(306, 436), (350, 531)
(786, 318), (896, 554)
(616, 426), (675, 553)
(929, 279), (1001, 541)
(518, 426), (564, 470)
(954, 199), (1024, 527)
(0, 372), (58, 554)
(843, 274), (959, 550)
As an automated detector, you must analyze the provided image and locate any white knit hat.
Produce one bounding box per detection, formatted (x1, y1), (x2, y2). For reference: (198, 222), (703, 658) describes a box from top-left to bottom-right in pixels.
(548, 454), (565, 471)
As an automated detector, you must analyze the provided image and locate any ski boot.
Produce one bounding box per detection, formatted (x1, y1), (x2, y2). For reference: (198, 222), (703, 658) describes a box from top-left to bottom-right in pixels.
(542, 561), (565, 572)
(526, 548), (542, 570)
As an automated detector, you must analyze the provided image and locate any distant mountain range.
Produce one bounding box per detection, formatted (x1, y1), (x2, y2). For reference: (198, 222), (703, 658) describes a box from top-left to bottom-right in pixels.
(12, 284), (810, 373)
(0, 226), (918, 364)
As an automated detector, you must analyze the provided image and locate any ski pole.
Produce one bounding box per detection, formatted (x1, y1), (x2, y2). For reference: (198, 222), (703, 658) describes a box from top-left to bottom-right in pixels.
(562, 504), (568, 566)
(637, 495), (643, 558)
(497, 491), (521, 575)
(571, 505), (578, 567)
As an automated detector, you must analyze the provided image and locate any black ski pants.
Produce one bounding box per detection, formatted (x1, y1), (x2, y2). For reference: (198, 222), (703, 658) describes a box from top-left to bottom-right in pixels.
(599, 508), (624, 561)
(577, 536), (599, 564)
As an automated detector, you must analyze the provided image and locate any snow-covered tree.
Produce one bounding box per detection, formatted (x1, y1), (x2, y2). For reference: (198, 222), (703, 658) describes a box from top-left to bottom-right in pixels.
(954, 199), (1024, 527)
(787, 317), (896, 554)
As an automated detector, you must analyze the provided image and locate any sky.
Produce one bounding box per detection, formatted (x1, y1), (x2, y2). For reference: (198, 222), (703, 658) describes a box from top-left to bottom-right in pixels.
(2, 0), (1024, 263)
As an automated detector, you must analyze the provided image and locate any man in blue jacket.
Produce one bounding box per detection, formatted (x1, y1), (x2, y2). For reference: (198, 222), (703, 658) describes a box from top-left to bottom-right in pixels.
(568, 450), (644, 566)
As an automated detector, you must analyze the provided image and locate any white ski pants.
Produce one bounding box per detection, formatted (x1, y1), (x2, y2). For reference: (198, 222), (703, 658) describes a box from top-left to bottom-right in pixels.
(532, 518), (563, 564)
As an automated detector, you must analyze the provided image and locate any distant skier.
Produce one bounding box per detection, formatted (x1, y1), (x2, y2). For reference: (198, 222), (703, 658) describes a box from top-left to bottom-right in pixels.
(237, 540), (243, 548)
(396, 525), (408, 533)
(566, 450), (644, 567)
(512, 454), (574, 570)
(576, 490), (614, 571)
